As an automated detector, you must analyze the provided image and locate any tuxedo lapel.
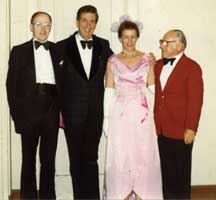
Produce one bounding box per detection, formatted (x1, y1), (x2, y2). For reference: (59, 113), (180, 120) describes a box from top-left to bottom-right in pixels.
(89, 36), (102, 79)
(49, 42), (59, 85)
(49, 42), (58, 67)
(25, 40), (36, 85)
(66, 34), (88, 80)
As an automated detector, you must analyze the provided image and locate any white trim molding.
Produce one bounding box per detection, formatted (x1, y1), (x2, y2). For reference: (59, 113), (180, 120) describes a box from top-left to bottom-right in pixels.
(0, 0), (11, 199)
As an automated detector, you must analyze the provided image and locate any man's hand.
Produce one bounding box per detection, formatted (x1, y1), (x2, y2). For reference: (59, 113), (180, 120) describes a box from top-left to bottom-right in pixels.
(184, 129), (195, 144)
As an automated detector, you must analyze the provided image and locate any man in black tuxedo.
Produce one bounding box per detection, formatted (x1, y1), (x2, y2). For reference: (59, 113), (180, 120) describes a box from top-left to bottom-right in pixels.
(56, 5), (113, 200)
(6, 12), (61, 199)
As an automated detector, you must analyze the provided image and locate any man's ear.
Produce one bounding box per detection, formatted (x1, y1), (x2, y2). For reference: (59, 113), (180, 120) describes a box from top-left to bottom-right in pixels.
(30, 24), (33, 32)
(177, 42), (184, 53)
(76, 20), (79, 28)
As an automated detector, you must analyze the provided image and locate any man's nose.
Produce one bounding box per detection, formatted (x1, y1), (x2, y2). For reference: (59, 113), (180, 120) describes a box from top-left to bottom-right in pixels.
(86, 21), (92, 28)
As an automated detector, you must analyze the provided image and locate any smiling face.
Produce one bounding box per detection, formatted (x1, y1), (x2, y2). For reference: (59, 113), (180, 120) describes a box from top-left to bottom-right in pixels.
(30, 13), (51, 42)
(76, 12), (97, 40)
(160, 31), (184, 58)
(120, 29), (138, 52)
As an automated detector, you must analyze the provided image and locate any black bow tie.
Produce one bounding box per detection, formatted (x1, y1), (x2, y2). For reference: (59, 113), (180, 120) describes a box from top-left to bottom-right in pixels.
(35, 40), (49, 50)
(163, 57), (176, 65)
(80, 40), (93, 49)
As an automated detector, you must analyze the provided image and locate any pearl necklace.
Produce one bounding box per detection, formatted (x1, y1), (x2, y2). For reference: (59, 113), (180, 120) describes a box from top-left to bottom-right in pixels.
(121, 50), (138, 58)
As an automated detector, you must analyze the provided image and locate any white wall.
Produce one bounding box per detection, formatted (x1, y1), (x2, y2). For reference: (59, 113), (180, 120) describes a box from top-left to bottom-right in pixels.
(0, 0), (216, 198)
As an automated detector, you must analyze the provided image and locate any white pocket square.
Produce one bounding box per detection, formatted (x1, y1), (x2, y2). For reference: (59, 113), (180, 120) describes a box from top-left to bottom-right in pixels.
(59, 60), (64, 65)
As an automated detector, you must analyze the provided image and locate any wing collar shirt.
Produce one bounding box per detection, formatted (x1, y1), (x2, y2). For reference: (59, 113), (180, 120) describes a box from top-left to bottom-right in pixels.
(160, 52), (183, 91)
(33, 39), (55, 84)
(75, 33), (93, 79)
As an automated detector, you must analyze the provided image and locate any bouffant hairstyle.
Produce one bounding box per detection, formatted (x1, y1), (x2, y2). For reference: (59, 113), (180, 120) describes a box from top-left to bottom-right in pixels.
(118, 21), (140, 38)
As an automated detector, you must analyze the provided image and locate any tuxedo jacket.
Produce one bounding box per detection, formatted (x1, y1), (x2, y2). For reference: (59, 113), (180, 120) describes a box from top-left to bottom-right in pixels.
(56, 32), (113, 126)
(6, 39), (61, 133)
(154, 54), (204, 139)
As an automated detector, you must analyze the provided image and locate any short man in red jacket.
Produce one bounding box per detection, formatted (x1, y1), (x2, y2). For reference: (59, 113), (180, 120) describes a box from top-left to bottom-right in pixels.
(154, 29), (203, 199)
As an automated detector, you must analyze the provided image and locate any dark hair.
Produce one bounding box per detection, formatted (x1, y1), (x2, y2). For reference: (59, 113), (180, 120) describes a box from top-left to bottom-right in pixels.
(118, 21), (140, 38)
(31, 11), (52, 24)
(76, 5), (99, 23)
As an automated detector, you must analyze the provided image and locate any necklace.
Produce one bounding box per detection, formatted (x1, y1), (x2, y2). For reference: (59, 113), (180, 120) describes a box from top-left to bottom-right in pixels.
(121, 50), (138, 58)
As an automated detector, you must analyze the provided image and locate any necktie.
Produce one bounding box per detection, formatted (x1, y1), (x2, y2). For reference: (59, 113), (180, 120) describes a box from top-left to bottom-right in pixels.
(35, 40), (49, 50)
(80, 40), (93, 49)
(163, 57), (176, 65)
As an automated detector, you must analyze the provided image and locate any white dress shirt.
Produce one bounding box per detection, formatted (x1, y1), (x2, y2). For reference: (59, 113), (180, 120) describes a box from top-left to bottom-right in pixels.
(75, 33), (93, 79)
(33, 39), (55, 84)
(160, 52), (183, 90)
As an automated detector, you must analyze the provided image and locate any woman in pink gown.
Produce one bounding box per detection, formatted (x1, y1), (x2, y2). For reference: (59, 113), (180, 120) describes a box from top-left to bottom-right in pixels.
(103, 21), (162, 200)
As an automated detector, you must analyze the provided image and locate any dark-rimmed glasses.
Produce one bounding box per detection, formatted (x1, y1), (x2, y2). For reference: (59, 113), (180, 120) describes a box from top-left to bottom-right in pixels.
(159, 39), (177, 46)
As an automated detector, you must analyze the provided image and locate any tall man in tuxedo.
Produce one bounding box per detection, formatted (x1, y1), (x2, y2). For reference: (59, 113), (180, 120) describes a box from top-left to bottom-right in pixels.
(154, 29), (203, 199)
(6, 12), (60, 199)
(56, 5), (113, 200)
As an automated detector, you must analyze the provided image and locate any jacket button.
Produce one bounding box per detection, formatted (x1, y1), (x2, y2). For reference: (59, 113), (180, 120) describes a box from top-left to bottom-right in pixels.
(162, 95), (164, 98)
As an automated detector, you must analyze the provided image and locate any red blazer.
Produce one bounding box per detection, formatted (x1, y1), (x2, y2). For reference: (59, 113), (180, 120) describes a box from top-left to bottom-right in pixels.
(154, 54), (203, 139)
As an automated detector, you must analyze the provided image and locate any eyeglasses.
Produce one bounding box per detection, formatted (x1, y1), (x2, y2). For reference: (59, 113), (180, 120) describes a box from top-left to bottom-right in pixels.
(32, 22), (52, 28)
(159, 39), (177, 46)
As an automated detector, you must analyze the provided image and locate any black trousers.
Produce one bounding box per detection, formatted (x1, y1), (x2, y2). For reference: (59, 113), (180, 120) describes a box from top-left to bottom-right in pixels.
(20, 84), (59, 200)
(64, 112), (102, 200)
(158, 135), (193, 200)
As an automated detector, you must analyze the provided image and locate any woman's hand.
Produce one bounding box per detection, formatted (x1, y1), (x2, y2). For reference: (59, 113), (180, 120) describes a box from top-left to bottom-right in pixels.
(149, 52), (156, 65)
(147, 63), (155, 86)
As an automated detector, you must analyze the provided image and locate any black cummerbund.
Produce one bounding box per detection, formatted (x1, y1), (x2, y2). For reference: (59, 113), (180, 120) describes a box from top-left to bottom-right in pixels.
(35, 83), (57, 97)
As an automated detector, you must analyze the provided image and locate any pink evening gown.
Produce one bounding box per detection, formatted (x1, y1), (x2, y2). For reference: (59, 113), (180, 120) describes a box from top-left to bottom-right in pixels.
(103, 54), (162, 200)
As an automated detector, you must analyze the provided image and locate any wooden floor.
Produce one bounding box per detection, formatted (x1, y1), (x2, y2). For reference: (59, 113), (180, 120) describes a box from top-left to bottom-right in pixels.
(191, 185), (216, 199)
(10, 185), (216, 200)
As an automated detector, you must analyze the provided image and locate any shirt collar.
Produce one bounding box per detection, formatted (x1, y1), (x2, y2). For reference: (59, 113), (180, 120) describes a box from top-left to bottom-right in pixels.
(172, 52), (184, 65)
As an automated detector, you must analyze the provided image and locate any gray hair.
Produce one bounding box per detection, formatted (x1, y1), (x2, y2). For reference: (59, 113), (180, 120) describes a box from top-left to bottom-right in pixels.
(170, 29), (187, 49)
